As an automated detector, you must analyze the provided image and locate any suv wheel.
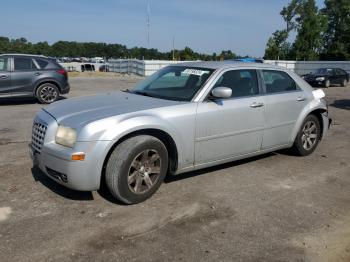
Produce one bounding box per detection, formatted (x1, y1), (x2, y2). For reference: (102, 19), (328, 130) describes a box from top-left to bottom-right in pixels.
(36, 83), (59, 104)
(341, 79), (347, 87)
(105, 135), (168, 204)
(292, 114), (321, 156)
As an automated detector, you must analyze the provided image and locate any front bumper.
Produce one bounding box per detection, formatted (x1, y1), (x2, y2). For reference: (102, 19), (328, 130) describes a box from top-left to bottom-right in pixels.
(305, 80), (325, 87)
(321, 112), (332, 138)
(30, 140), (110, 191)
(30, 109), (109, 191)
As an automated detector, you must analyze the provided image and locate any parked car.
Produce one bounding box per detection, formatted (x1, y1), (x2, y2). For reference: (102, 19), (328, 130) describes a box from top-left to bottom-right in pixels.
(99, 65), (109, 72)
(30, 62), (331, 204)
(81, 64), (95, 72)
(0, 54), (69, 103)
(234, 58), (264, 63)
(302, 68), (349, 88)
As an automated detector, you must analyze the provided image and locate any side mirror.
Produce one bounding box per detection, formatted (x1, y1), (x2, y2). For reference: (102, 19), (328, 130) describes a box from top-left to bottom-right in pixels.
(211, 86), (232, 99)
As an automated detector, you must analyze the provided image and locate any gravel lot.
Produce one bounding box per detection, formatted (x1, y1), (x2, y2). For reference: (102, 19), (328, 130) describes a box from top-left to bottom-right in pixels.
(0, 76), (349, 262)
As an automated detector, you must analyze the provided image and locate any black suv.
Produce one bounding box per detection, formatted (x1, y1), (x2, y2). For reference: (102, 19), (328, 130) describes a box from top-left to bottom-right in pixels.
(0, 54), (70, 103)
(302, 68), (349, 88)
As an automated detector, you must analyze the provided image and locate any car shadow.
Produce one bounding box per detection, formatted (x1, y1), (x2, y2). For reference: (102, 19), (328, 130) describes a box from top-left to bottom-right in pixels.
(0, 96), (67, 106)
(164, 152), (277, 184)
(31, 166), (94, 201)
(330, 99), (350, 110)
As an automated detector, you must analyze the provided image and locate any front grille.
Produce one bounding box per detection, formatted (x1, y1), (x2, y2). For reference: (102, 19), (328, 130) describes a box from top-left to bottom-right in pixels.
(31, 121), (47, 154)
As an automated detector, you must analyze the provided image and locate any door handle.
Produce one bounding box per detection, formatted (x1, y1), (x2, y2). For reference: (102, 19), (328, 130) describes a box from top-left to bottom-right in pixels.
(250, 102), (264, 108)
(0, 75), (8, 79)
(34, 72), (41, 76)
(297, 97), (306, 102)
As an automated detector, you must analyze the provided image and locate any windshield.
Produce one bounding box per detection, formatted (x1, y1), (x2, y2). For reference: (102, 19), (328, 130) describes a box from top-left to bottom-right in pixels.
(131, 66), (215, 101)
(316, 68), (333, 75)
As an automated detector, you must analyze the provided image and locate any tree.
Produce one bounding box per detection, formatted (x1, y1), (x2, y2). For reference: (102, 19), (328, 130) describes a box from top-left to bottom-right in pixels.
(265, 0), (326, 61)
(291, 0), (327, 60)
(321, 0), (350, 60)
(219, 50), (236, 60)
(264, 30), (290, 60)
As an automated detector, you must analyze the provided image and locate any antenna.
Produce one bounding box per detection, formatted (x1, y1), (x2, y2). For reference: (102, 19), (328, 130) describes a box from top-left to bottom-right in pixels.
(147, 1), (150, 48)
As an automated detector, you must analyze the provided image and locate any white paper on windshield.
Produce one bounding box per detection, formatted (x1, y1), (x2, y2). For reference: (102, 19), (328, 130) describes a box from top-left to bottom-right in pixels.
(182, 69), (209, 76)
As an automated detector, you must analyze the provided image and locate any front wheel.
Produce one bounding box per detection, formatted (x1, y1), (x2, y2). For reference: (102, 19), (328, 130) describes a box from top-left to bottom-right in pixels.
(36, 83), (59, 104)
(291, 114), (321, 156)
(105, 135), (168, 204)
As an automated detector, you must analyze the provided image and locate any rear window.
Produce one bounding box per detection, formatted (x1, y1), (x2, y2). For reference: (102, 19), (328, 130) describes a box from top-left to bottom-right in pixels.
(262, 70), (298, 94)
(36, 59), (49, 69)
(14, 58), (36, 70)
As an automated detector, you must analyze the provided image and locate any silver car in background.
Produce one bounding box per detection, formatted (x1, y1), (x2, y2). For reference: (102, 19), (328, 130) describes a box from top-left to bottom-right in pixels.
(30, 62), (331, 204)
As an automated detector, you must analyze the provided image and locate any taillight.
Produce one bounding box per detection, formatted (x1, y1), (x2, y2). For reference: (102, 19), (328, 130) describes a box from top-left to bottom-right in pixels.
(57, 69), (67, 77)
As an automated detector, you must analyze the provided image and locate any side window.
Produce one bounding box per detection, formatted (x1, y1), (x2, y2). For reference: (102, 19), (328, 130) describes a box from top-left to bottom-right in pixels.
(14, 58), (36, 71)
(0, 58), (8, 71)
(335, 69), (345, 75)
(36, 59), (49, 69)
(213, 69), (259, 98)
(262, 70), (297, 94)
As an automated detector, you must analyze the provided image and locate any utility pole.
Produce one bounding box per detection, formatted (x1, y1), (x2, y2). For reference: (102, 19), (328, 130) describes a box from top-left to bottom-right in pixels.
(147, 1), (150, 49)
(172, 36), (175, 60)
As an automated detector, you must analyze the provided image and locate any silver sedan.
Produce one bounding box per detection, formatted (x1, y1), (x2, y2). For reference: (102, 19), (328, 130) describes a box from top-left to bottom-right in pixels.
(30, 62), (331, 204)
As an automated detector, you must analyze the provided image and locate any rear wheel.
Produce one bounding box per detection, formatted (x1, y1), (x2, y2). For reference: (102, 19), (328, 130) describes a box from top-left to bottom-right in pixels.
(291, 114), (321, 156)
(324, 79), (331, 88)
(341, 79), (347, 87)
(36, 83), (59, 104)
(105, 135), (168, 204)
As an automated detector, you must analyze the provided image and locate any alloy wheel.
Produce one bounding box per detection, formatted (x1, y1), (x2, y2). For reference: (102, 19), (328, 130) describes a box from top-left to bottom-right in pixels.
(127, 149), (161, 194)
(301, 121), (318, 150)
(40, 85), (58, 103)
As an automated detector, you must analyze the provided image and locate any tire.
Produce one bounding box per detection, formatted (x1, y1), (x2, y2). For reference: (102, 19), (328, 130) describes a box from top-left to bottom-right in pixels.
(341, 79), (347, 87)
(36, 83), (59, 104)
(291, 114), (321, 156)
(105, 135), (168, 204)
(324, 79), (331, 88)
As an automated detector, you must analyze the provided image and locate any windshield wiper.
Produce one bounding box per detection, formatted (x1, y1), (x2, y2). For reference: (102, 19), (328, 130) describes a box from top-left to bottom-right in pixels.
(132, 91), (158, 98)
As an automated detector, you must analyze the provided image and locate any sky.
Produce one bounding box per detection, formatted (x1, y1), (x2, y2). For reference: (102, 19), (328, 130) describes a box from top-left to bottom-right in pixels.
(2, 0), (325, 57)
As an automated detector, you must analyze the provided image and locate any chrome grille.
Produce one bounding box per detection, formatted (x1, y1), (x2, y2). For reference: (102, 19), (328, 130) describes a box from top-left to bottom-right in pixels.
(31, 121), (47, 153)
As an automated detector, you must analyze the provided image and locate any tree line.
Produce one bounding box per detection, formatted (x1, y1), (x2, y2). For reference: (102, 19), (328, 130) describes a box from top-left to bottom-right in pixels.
(264, 0), (350, 61)
(0, 36), (237, 61)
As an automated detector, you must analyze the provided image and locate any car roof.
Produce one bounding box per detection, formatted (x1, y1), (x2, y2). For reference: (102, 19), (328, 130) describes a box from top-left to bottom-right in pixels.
(172, 61), (286, 71)
(0, 53), (48, 58)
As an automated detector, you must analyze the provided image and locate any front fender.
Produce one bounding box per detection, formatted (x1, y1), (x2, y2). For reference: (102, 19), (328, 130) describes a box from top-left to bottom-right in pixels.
(79, 115), (188, 171)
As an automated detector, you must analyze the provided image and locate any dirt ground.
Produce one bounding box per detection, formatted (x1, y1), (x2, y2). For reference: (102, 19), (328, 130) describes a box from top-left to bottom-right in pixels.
(0, 76), (349, 262)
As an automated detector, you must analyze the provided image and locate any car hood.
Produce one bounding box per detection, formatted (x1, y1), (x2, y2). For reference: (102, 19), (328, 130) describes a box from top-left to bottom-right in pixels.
(43, 91), (182, 128)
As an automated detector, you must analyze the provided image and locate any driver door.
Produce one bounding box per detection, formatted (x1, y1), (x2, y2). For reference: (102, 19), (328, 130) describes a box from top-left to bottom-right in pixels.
(195, 69), (265, 165)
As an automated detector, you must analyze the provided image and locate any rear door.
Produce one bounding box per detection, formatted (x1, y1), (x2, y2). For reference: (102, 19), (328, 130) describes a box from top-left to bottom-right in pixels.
(260, 70), (308, 149)
(0, 57), (11, 94)
(10, 57), (39, 95)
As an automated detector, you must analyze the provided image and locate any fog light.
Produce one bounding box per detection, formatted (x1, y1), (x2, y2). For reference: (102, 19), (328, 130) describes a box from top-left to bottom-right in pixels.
(71, 153), (85, 161)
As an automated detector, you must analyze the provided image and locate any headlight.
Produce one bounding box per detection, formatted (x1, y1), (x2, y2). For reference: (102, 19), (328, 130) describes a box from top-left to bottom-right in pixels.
(316, 77), (325, 81)
(55, 126), (77, 148)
